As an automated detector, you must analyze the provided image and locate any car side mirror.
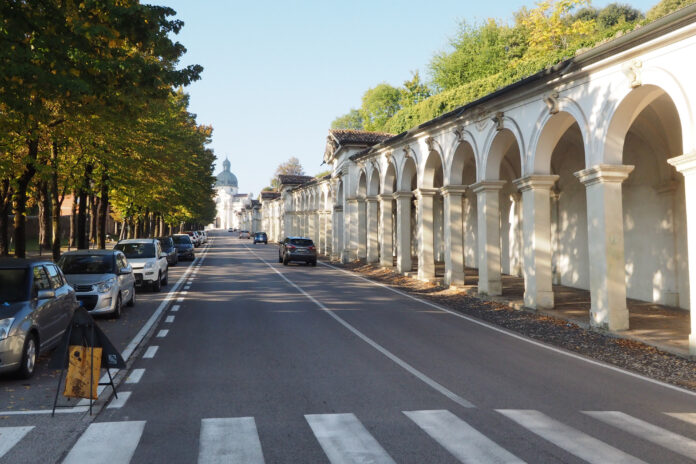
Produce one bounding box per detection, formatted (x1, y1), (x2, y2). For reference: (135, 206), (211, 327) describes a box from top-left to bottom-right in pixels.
(37, 289), (56, 300)
(119, 267), (131, 275)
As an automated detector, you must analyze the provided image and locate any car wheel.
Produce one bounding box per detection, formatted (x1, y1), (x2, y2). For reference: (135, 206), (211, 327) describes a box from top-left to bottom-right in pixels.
(162, 270), (168, 286)
(127, 288), (136, 307)
(111, 295), (122, 319)
(16, 333), (37, 379)
(152, 273), (162, 292)
(278, 254), (283, 263)
(282, 254), (289, 266)
(311, 260), (317, 267)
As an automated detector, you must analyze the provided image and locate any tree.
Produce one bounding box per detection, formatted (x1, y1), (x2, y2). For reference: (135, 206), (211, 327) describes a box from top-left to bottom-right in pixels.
(399, 71), (431, 107)
(647, 0), (696, 21)
(270, 157), (305, 189)
(331, 109), (364, 130)
(597, 3), (643, 29)
(520, 0), (596, 54)
(361, 84), (402, 131)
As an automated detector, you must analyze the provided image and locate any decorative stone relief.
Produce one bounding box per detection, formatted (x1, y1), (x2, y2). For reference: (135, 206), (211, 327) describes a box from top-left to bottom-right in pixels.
(622, 59), (643, 88)
(544, 91), (559, 114)
(492, 111), (505, 131)
(383, 151), (393, 164)
(453, 126), (465, 142)
(403, 145), (411, 160)
(474, 107), (489, 131)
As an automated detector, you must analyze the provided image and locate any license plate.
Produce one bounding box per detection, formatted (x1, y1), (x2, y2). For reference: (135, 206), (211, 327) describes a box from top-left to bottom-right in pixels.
(296, 248), (307, 253)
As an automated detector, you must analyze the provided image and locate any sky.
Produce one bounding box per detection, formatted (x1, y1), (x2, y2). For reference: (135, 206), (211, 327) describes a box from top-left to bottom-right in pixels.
(157, 0), (658, 196)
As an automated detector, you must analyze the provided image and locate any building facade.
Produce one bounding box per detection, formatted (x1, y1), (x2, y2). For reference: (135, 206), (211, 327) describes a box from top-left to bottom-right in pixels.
(258, 7), (696, 353)
(212, 158), (252, 230)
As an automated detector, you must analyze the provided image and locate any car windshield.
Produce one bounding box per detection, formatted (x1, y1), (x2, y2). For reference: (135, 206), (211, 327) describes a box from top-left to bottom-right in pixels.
(114, 243), (155, 258)
(172, 235), (192, 245)
(289, 239), (313, 246)
(58, 254), (115, 274)
(0, 269), (28, 302)
(157, 238), (173, 248)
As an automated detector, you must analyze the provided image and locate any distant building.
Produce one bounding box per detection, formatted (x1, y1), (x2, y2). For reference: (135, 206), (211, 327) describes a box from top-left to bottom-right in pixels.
(211, 158), (251, 229)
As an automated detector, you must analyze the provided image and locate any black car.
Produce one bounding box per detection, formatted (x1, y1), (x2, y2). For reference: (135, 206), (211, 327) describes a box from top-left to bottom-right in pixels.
(172, 234), (195, 261)
(253, 232), (268, 244)
(156, 236), (178, 266)
(278, 237), (317, 266)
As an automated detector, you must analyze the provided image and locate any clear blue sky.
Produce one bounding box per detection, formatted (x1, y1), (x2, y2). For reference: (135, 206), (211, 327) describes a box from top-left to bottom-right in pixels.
(158, 0), (657, 195)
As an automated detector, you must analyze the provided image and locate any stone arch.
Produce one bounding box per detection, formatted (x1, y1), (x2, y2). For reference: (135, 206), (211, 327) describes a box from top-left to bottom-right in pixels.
(481, 117), (525, 181)
(398, 156), (418, 192)
(367, 164), (381, 196)
(448, 140), (478, 186)
(357, 170), (367, 198)
(382, 161), (397, 194)
(422, 149), (444, 189)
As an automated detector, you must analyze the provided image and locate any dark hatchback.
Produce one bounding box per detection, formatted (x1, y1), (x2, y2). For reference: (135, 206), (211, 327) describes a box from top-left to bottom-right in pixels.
(156, 236), (178, 266)
(0, 258), (78, 378)
(172, 234), (195, 261)
(278, 237), (317, 266)
(253, 232), (268, 244)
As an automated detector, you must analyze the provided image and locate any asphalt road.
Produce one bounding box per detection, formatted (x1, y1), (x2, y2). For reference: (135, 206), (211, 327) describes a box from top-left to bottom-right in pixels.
(2, 231), (696, 463)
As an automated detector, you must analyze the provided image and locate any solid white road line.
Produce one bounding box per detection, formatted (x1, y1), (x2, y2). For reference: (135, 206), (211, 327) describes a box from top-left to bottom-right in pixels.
(584, 411), (696, 459)
(666, 412), (696, 426)
(157, 329), (169, 338)
(181, 291), (188, 295)
(171, 304), (180, 312)
(63, 421), (145, 464)
(177, 297), (184, 302)
(198, 417), (265, 464)
(107, 392), (132, 409)
(0, 426), (34, 459)
(126, 368), (145, 384)
(165, 315), (175, 323)
(404, 410), (523, 463)
(320, 262), (696, 399)
(184, 286), (191, 290)
(305, 413), (396, 464)
(143, 346), (159, 359)
(497, 410), (645, 464)
(248, 247), (474, 409)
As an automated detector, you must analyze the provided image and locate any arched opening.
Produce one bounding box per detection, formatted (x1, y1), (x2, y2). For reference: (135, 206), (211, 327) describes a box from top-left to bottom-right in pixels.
(612, 87), (689, 309)
(357, 171), (368, 260)
(420, 150), (445, 280)
(367, 166), (381, 263)
(381, 162), (398, 267)
(449, 141), (478, 274)
(397, 156), (418, 273)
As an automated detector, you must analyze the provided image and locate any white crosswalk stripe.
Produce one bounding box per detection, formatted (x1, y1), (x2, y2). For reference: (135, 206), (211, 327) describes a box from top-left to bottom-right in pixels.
(63, 421), (145, 464)
(0, 426), (34, 459)
(584, 410), (696, 460)
(404, 409), (524, 463)
(497, 410), (646, 464)
(305, 413), (396, 464)
(198, 417), (265, 464)
(666, 412), (696, 426)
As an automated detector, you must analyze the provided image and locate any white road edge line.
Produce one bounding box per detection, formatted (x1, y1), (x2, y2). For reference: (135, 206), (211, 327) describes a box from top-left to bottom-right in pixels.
(246, 246), (474, 409)
(319, 261), (696, 398)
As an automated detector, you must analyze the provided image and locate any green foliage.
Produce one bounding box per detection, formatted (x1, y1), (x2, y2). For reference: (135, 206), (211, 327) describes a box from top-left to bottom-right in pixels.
(314, 170), (332, 179)
(361, 83), (402, 131)
(597, 3), (644, 28)
(331, 109), (364, 130)
(399, 71), (431, 106)
(647, 0), (696, 20)
(270, 157), (305, 189)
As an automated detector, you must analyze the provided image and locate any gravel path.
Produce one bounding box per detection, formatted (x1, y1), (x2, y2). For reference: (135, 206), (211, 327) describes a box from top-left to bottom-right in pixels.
(333, 261), (696, 392)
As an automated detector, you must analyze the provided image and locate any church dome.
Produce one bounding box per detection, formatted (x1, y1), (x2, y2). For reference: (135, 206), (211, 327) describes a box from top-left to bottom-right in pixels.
(215, 158), (238, 188)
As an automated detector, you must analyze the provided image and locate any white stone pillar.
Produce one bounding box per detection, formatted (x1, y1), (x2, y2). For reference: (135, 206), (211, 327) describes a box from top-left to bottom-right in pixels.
(575, 164), (634, 331)
(472, 181), (506, 296)
(343, 199), (356, 263)
(324, 210), (333, 256)
(366, 196), (379, 263)
(394, 192), (413, 273)
(357, 198), (367, 260)
(442, 185), (467, 287)
(514, 175), (559, 310)
(416, 188), (437, 282)
(332, 206), (343, 261)
(317, 212), (324, 254)
(668, 153), (696, 354)
(379, 194), (394, 267)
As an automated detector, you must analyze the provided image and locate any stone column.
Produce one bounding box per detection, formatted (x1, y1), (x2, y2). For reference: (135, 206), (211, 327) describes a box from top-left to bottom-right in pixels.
(344, 198), (357, 263)
(317, 211), (324, 254)
(394, 192), (413, 273)
(324, 210), (333, 256)
(668, 153), (696, 354)
(442, 185), (467, 287)
(575, 164), (634, 331)
(472, 181), (506, 296)
(379, 194), (394, 267)
(366, 196), (379, 263)
(416, 188), (438, 282)
(309, 210), (316, 241)
(514, 175), (559, 309)
(357, 198), (367, 260)
(332, 206), (343, 261)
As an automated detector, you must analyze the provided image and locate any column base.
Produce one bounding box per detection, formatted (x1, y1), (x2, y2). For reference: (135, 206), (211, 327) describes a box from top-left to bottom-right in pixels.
(524, 290), (555, 310)
(590, 305), (629, 331)
(445, 271), (466, 287)
(690, 334), (696, 357)
(418, 268), (436, 282)
(478, 280), (502, 296)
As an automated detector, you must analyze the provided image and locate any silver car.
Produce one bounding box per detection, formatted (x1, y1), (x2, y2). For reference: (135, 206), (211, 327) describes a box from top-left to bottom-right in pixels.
(58, 250), (136, 318)
(0, 258), (77, 378)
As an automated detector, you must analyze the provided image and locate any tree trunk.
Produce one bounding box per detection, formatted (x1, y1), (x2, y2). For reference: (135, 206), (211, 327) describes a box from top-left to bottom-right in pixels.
(77, 164), (92, 249)
(97, 172), (108, 249)
(89, 193), (98, 246)
(38, 181), (52, 252)
(69, 189), (77, 247)
(50, 142), (64, 260)
(0, 179), (12, 256)
(13, 137), (39, 258)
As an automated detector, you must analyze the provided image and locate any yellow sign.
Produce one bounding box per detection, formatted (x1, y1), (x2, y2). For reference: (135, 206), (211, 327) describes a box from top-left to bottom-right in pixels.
(64, 345), (102, 400)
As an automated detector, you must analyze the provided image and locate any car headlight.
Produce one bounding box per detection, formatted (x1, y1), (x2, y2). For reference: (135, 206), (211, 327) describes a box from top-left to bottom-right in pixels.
(144, 261), (154, 270)
(97, 277), (117, 293)
(0, 318), (14, 341)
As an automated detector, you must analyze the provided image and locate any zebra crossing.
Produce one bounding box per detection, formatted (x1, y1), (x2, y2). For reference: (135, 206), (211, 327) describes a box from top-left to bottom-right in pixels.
(2, 408), (695, 463)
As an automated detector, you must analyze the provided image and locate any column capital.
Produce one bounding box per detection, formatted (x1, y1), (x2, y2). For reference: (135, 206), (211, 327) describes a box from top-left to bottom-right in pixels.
(513, 174), (559, 192)
(346, 197), (359, 205)
(668, 151), (696, 176)
(378, 193), (393, 201)
(392, 192), (413, 200)
(414, 188), (439, 198)
(366, 196), (379, 203)
(471, 180), (506, 194)
(333, 205), (343, 212)
(574, 164), (634, 186)
(440, 185), (468, 196)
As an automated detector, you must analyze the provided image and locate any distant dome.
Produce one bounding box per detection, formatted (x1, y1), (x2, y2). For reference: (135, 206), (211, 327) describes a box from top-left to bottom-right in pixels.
(216, 158), (238, 188)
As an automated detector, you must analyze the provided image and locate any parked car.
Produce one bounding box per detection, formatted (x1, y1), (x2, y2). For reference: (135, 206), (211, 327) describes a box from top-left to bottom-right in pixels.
(185, 230), (201, 247)
(278, 237), (317, 266)
(156, 236), (178, 266)
(58, 250), (136, 318)
(228, 227), (234, 232)
(239, 230), (250, 239)
(114, 239), (169, 291)
(0, 258), (78, 378)
(172, 234), (196, 261)
(253, 232), (268, 244)
(197, 230), (208, 244)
